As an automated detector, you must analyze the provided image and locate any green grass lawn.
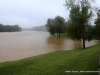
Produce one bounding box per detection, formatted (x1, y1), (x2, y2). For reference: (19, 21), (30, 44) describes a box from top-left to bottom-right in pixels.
(0, 44), (100, 75)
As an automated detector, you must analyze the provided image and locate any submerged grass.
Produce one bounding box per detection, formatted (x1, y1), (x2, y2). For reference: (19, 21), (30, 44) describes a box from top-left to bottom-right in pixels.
(51, 33), (68, 38)
(0, 44), (100, 75)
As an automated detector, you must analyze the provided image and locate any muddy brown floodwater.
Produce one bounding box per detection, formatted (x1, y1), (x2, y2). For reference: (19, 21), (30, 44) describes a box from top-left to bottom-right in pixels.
(0, 31), (99, 62)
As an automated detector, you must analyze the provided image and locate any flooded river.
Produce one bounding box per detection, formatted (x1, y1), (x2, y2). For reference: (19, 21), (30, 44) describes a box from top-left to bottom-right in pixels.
(0, 31), (99, 62)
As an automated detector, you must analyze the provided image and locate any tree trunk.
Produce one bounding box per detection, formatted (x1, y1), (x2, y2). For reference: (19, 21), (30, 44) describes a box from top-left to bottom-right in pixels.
(59, 33), (60, 38)
(83, 38), (85, 48)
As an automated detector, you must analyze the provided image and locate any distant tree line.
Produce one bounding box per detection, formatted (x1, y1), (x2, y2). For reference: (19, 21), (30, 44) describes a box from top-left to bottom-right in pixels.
(32, 25), (47, 31)
(0, 24), (21, 32)
(22, 25), (47, 31)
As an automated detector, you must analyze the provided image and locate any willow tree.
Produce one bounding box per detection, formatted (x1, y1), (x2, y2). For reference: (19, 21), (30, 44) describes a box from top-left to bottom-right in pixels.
(65, 0), (94, 48)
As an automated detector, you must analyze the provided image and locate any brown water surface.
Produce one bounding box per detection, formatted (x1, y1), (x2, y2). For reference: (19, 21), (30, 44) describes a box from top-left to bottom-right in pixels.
(0, 31), (99, 62)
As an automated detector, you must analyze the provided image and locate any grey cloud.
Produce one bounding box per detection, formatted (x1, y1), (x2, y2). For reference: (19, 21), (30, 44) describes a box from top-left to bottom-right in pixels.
(2, 0), (99, 28)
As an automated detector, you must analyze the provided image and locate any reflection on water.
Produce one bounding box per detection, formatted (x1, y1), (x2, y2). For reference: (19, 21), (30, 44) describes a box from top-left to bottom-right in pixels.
(47, 37), (99, 50)
(0, 31), (99, 62)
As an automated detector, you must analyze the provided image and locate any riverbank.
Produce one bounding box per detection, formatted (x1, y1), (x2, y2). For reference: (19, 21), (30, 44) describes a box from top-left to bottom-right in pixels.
(51, 33), (68, 38)
(0, 44), (100, 75)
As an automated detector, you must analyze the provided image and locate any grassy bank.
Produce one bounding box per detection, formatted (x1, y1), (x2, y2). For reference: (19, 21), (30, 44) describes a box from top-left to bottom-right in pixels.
(51, 33), (68, 38)
(0, 44), (100, 75)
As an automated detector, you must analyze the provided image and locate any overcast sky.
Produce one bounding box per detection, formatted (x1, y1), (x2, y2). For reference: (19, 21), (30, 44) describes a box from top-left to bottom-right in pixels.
(0, 0), (100, 28)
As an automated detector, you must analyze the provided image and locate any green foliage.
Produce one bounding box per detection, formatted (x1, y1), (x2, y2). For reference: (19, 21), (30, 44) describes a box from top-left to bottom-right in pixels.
(85, 25), (95, 41)
(46, 18), (55, 35)
(46, 16), (66, 38)
(0, 24), (4, 32)
(0, 44), (100, 75)
(0, 24), (21, 32)
(65, 0), (94, 48)
(95, 9), (100, 40)
(54, 16), (65, 33)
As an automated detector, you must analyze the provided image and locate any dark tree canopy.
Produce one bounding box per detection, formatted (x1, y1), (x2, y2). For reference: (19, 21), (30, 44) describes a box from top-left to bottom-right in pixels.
(46, 18), (55, 35)
(0, 24), (21, 32)
(95, 9), (100, 40)
(46, 16), (66, 38)
(65, 0), (94, 48)
(53, 16), (65, 38)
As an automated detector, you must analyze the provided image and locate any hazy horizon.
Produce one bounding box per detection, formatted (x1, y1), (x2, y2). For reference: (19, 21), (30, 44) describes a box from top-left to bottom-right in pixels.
(0, 0), (100, 28)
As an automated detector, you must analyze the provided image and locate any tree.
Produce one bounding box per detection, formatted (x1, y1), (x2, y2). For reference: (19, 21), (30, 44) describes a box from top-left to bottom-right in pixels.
(85, 25), (95, 41)
(95, 9), (100, 40)
(65, 0), (94, 48)
(46, 16), (66, 38)
(46, 18), (55, 35)
(0, 24), (4, 32)
(53, 16), (65, 38)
